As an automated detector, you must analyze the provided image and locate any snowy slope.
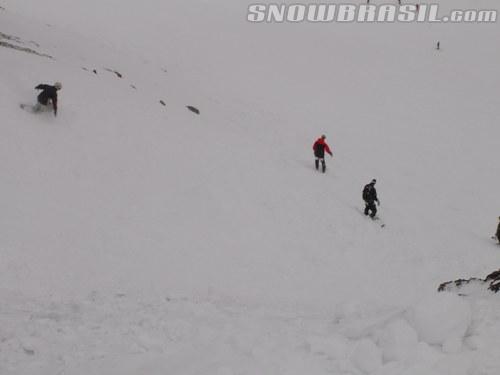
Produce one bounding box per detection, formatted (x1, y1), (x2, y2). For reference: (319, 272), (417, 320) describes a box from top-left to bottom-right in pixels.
(1, 0), (500, 374)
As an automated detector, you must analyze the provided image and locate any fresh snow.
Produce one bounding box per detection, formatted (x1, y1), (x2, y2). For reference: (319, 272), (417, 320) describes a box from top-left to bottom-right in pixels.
(1, 0), (500, 374)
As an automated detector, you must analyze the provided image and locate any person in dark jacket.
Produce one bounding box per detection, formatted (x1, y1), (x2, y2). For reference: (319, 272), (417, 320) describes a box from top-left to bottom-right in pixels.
(34, 82), (62, 116)
(495, 217), (500, 244)
(362, 179), (380, 218)
(312, 135), (333, 173)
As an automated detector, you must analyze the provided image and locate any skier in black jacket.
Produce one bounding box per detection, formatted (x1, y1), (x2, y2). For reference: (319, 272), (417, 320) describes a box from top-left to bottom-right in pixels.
(495, 216), (500, 244)
(34, 82), (62, 116)
(362, 179), (380, 219)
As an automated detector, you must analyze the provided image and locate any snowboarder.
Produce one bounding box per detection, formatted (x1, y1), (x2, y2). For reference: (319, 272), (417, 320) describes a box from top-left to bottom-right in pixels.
(33, 82), (62, 116)
(494, 217), (500, 244)
(362, 179), (380, 219)
(312, 135), (333, 173)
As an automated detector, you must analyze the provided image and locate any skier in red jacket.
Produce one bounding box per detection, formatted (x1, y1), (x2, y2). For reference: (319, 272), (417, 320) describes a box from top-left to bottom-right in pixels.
(312, 135), (333, 173)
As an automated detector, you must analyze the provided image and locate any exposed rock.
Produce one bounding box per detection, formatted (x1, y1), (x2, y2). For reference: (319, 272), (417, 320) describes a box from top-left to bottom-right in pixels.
(438, 269), (500, 294)
(187, 106), (200, 115)
(104, 68), (123, 78)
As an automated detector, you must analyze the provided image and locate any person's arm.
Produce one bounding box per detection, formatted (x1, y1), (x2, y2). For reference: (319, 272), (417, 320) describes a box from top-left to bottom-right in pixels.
(325, 144), (333, 156)
(35, 84), (48, 90)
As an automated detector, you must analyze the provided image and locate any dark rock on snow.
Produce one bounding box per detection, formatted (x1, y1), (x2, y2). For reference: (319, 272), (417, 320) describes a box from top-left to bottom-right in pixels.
(439, 269), (500, 294)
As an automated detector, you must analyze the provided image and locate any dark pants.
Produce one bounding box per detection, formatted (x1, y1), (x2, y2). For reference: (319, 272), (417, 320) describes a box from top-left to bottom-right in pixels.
(364, 201), (377, 218)
(315, 158), (326, 172)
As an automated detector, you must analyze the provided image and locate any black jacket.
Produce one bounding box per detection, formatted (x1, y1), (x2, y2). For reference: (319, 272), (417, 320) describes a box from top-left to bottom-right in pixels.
(363, 184), (378, 203)
(35, 84), (58, 114)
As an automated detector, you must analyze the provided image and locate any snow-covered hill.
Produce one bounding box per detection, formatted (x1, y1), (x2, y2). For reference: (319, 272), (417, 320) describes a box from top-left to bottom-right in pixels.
(1, 1), (500, 374)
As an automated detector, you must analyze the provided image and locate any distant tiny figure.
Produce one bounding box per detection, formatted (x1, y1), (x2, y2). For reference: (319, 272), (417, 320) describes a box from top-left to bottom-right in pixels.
(416, 4), (420, 12)
(362, 179), (380, 219)
(398, 0), (401, 5)
(495, 217), (500, 244)
(437, 41), (440, 50)
(34, 82), (62, 116)
(312, 134), (333, 173)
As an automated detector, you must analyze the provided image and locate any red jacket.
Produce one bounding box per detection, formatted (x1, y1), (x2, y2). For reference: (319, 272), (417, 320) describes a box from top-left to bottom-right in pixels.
(313, 138), (332, 157)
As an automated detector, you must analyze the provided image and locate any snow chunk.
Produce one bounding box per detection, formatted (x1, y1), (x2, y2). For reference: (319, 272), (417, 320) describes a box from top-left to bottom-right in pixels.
(376, 318), (418, 362)
(279, 353), (331, 375)
(351, 338), (382, 373)
(373, 362), (443, 375)
(216, 367), (234, 375)
(307, 335), (350, 359)
(407, 293), (471, 349)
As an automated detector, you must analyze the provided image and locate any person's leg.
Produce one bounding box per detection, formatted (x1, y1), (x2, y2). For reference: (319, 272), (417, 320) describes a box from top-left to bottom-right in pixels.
(321, 159), (326, 173)
(315, 158), (319, 170)
(369, 203), (377, 218)
(364, 203), (369, 216)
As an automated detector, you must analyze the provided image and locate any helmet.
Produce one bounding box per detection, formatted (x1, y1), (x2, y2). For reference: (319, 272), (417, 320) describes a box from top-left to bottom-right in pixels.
(371, 179), (377, 184)
(321, 134), (326, 139)
(54, 82), (62, 90)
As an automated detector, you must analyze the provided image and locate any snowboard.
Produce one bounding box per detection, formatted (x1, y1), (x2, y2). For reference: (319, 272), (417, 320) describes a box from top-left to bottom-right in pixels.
(20, 103), (51, 114)
(355, 207), (385, 228)
(372, 216), (386, 228)
(19, 103), (36, 112)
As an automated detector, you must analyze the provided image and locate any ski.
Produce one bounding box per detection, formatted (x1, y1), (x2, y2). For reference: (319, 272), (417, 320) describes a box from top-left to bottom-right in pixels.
(372, 216), (386, 228)
(355, 207), (385, 228)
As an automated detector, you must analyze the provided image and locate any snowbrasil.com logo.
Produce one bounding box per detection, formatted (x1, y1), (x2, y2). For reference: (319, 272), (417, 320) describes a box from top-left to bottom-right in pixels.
(247, 4), (497, 23)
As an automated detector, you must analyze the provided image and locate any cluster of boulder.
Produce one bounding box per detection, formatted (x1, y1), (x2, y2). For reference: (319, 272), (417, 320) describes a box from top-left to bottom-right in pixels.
(439, 269), (500, 295)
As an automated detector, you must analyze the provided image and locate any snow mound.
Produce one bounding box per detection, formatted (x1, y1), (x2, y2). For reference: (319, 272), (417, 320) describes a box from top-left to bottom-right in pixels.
(375, 318), (418, 362)
(407, 293), (472, 351)
(351, 338), (383, 373)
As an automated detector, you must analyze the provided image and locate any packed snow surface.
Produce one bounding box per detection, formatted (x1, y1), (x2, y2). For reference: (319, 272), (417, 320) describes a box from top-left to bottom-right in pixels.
(1, 0), (500, 374)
